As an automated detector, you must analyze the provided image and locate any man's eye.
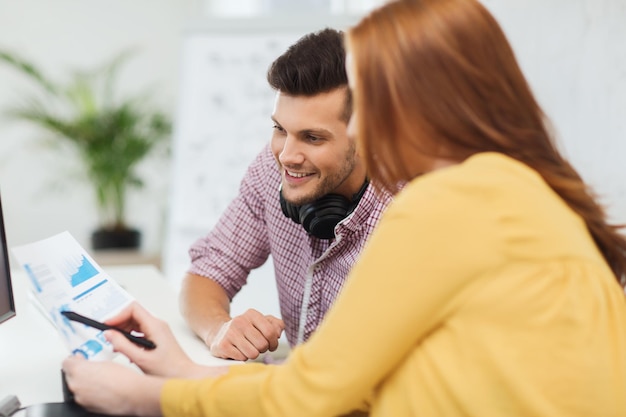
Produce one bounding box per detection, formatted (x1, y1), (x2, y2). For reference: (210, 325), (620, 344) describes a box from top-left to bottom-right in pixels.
(272, 124), (285, 133)
(306, 135), (322, 142)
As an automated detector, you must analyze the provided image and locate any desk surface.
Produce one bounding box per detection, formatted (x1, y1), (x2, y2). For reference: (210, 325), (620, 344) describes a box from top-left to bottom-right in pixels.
(0, 264), (234, 409)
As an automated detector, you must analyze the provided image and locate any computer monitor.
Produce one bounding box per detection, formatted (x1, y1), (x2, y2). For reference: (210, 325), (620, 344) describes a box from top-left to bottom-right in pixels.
(0, 194), (15, 324)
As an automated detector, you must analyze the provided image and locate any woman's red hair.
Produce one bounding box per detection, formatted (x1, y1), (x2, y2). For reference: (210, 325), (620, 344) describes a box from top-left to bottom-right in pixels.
(347, 0), (626, 286)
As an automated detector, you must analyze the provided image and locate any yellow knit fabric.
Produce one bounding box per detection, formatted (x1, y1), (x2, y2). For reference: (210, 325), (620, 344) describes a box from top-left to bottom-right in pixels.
(162, 152), (626, 417)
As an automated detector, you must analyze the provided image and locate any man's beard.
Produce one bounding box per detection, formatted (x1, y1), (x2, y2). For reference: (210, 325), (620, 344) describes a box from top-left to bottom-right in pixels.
(284, 144), (357, 207)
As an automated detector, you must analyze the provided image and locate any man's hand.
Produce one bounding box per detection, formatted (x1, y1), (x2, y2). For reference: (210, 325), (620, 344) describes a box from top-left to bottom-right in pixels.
(179, 274), (285, 361)
(209, 309), (284, 361)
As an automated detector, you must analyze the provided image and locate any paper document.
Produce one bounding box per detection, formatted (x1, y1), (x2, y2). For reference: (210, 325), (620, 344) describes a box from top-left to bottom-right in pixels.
(11, 231), (134, 360)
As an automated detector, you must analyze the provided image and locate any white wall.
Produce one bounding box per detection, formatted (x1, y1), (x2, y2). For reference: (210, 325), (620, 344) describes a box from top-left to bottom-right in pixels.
(483, 0), (626, 224)
(0, 0), (198, 261)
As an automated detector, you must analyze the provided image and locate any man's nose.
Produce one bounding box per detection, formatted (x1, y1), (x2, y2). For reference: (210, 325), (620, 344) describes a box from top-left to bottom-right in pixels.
(278, 136), (305, 166)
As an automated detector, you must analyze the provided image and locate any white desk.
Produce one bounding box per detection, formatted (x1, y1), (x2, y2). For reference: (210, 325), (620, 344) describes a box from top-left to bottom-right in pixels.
(0, 264), (234, 409)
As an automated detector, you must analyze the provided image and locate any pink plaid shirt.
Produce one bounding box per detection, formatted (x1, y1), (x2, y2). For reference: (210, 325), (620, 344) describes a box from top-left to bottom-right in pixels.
(188, 144), (389, 346)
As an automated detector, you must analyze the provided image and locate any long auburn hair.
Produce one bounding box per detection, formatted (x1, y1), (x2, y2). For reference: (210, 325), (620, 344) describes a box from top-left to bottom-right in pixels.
(347, 0), (626, 286)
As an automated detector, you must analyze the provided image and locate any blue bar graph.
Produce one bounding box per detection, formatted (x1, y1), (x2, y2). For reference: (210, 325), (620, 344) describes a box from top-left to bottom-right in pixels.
(69, 255), (98, 287)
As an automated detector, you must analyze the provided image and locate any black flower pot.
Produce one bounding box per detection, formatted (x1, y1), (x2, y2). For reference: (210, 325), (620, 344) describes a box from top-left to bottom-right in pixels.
(91, 228), (141, 250)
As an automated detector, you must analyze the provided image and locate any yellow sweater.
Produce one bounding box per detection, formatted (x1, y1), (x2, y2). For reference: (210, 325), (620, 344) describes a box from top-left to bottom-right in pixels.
(162, 153), (626, 417)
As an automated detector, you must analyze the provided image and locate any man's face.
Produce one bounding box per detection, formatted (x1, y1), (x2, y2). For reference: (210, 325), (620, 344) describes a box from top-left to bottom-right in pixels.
(270, 88), (363, 206)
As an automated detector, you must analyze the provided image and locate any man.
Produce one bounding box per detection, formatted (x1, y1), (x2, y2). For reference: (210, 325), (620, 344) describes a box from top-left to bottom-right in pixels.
(179, 28), (389, 361)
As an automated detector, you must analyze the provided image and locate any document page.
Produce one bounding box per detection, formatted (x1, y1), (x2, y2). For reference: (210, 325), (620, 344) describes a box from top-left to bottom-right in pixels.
(11, 231), (134, 361)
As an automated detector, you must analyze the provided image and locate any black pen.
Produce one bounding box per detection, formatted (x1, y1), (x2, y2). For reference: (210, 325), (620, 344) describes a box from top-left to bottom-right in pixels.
(61, 310), (156, 350)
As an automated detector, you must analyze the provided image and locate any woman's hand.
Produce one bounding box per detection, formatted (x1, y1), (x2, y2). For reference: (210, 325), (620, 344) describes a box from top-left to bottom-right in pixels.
(103, 302), (198, 378)
(62, 355), (164, 416)
(61, 302), (231, 416)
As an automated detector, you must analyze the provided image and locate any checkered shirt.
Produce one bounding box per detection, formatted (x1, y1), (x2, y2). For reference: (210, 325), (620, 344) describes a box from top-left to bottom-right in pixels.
(188, 144), (389, 346)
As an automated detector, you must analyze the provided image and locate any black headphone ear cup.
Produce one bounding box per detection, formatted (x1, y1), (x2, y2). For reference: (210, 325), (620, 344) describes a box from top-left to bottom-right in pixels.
(279, 183), (367, 239)
(299, 194), (351, 239)
(280, 189), (302, 224)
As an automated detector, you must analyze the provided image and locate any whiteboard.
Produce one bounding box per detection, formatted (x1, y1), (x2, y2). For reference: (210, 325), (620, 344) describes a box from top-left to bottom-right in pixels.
(163, 19), (357, 318)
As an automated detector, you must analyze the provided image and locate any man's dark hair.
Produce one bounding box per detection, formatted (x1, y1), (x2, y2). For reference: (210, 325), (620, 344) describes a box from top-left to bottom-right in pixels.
(267, 28), (351, 121)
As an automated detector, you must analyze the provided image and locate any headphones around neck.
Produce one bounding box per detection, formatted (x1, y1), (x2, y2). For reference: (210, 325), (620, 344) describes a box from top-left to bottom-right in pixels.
(280, 181), (369, 240)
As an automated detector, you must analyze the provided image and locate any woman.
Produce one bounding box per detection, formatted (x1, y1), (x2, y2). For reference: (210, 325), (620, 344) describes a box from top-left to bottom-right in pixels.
(63, 0), (626, 415)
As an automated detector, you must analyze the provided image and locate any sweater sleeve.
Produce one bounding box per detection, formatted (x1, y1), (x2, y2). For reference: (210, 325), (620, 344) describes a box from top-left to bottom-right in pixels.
(162, 168), (499, 417)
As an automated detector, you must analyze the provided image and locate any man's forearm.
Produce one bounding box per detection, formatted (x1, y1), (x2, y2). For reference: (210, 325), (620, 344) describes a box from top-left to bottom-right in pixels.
(179, 273), (232, 345)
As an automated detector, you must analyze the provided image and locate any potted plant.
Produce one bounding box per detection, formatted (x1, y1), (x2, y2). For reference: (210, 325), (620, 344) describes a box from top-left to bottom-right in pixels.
(0, 49), (171, 250)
